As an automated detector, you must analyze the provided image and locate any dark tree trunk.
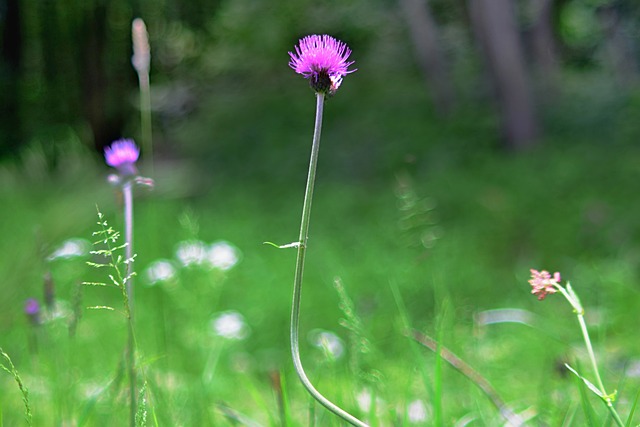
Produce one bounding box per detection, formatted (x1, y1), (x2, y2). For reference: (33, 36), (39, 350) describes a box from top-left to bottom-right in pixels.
(530, 0), (559, 77)
(78, 4), (127, 151)
(469, 0), (540, 150)
(0, 0), (23, 156)
(399, 0), (455, 115)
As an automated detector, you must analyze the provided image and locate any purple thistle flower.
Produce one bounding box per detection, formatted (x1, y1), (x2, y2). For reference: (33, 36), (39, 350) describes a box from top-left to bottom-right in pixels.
(24, 298), (41, 325)
(104, 139), (140, 176)
(289, 34), (355, 95)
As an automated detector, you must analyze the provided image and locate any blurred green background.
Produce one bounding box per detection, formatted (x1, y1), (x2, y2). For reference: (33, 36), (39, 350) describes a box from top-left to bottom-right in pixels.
(2, 0), (640, 425)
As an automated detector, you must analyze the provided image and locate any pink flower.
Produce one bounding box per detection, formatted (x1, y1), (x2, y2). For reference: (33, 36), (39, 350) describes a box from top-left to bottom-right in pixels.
(289, 34), (355, 95)
(529, 269), (561, 300)
(104, 139), (140, 176)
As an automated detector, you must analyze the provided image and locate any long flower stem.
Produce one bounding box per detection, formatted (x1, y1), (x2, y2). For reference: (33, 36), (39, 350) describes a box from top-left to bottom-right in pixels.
(138, 72), (153, 174)
(556, 285), (623, 426)
(576, 312), (623, 426)
(290, 92), (368, 427)
(124, 181), (135, 315)
(122, 181), (137, 426)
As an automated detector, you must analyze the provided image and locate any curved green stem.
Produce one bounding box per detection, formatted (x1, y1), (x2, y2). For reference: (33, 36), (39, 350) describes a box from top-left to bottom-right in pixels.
(576, 313), (623, 427)
(556, 284), (623, 427)
(290, 92), (368, 427)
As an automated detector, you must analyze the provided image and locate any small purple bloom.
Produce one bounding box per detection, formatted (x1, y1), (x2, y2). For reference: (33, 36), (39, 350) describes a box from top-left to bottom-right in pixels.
(289, 34), (355, 95)
(24, 298), (41, 325)
(104, 139), (140, 176)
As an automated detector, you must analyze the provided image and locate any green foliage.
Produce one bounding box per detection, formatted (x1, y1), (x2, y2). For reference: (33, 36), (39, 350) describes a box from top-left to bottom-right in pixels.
(135, 382), (148, 427)
(3, 23), (640, 419)
(0, 348), (32, 426)
(84, 210), (136, 314)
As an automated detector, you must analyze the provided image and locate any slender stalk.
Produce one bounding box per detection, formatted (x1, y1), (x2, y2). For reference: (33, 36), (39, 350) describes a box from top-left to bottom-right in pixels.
(126, 310), (136, 427)
(409, 330), (524, 426)
(138, 71), (153, 174)
(123, 181), (135, 315)
(290, 92), (368, 427)
(122, 181), (137, 426)
(575, 314), (605, 394)
(555, 285), (623, 426)
(576, 312), (624, 427)
(132, 18), (153, 173)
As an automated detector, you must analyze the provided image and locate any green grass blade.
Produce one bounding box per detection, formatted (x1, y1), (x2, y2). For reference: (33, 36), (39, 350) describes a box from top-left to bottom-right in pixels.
(0, 348), (32, 426)
(135, 381), (148, 427)
(389, 281), (435, 407)
(217, 403), (264, 427)
(433, 299), (452, 427)
(575, 370), (598, 427)
(625, 387), (640, 427)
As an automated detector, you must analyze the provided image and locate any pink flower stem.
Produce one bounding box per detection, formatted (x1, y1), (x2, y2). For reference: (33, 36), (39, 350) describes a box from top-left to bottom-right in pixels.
(123, 181), (134, 315)
(555, 284), (623, 426)
(123, 180), (137, 426)
(137, 70), (153, 174)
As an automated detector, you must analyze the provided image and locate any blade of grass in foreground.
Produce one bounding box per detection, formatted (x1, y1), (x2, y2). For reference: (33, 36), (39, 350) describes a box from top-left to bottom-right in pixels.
(408, 329), (528, 426)
(433, 298), (452, 427)
(389, 282), (435, 417)
(270, 370), (291, 427)
(217, 403), (264, 427)
(575, 364), (597, 427)
(0, 348), (32, 426)
(625, 387), (640, 427)
(560, 403), (577, 427)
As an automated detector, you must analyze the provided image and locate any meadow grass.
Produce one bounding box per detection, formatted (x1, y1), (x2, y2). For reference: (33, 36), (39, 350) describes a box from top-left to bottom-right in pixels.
(2, 137), (640, 425)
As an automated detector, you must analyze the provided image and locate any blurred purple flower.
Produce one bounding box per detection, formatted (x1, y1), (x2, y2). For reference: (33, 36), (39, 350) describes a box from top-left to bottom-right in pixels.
(104, 139), (140, 175)
(529, 269), (561, 300)
(24, 298), (41, 325)
(289, 34), (355, 95)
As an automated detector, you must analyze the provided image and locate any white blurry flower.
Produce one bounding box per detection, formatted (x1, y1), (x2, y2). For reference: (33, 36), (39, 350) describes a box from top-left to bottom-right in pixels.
(145, 260), (176, 285)
(48, 238), (91, 260)
(175, 240), (208, 267)
(356, 389), (372, 413)
(107, 173), (121, 186)
(211, 311), (249, 340)
(626, 360), (640, 378)
(356, 389), (384, 414)
(407, 399), (428, 424)
(43, 299), (72, 322)
(310, 329), (344, 360)
(207, 241), (240, 270)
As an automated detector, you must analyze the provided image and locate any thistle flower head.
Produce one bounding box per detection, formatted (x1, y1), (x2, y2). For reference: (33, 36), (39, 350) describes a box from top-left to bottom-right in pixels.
(104, 139), (140, 176)
(529, 269), (561, 300)
(289, 34), (355, 96)
(24, 298), (41, 325)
